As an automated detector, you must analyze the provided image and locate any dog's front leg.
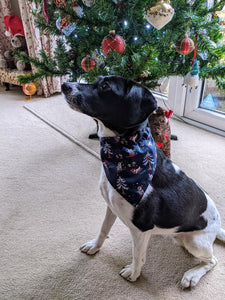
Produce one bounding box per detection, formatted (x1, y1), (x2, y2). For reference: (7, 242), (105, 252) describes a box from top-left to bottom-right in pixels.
(120, 228), (151, 282)
(80, 206), (117, 255)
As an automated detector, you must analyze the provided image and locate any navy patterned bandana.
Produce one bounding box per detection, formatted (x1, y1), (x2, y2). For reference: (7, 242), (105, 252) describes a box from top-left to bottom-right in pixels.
(100, 127), (157, 207)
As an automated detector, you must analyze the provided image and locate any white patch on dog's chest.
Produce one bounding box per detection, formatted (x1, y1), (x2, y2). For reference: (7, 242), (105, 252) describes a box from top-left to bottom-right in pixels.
(99, 167), (136, 229)
(99, 168), (179, 235)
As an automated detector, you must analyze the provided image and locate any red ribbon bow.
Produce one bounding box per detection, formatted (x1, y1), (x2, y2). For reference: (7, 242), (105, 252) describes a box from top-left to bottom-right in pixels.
(164, 110), (174, 119)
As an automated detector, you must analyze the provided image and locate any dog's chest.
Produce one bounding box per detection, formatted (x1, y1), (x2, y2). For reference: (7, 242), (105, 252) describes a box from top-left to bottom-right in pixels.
(99, 167), (136, 228)
(99, 168), (179, 235)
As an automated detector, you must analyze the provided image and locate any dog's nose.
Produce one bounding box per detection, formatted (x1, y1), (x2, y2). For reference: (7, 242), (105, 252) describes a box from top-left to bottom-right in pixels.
(61, 82), (72, 94)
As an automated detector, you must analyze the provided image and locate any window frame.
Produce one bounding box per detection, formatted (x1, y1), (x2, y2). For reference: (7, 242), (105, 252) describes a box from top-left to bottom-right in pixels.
(153, 76), (225, 137)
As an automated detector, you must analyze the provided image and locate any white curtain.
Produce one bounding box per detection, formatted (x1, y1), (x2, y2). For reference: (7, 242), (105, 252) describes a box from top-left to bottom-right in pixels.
(0, 0), (12, 55)
(17, 0), (63, 97)
(0, 0), (63, 97)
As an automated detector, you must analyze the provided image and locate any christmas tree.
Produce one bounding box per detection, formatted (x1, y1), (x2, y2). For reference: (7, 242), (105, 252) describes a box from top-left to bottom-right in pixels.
(16, 0), (225, 89)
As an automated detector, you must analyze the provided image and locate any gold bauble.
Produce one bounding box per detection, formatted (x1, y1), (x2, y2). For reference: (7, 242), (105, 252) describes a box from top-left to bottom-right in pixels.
(23, 83), (37, 96)
(144, 0), (175, 30)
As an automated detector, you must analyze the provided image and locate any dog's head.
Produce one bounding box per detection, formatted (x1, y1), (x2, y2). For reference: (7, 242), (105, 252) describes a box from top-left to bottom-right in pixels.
(62, 76), (157, 134)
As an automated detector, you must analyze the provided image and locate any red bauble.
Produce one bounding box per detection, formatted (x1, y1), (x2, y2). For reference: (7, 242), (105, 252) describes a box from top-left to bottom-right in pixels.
(101, 30), (125, 57)
(176, 34), (195, 55)
(81, 56), (96, 71)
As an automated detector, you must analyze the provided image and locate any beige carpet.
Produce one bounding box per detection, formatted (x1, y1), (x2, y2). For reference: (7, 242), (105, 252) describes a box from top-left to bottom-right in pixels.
(1, 86), (225, 300)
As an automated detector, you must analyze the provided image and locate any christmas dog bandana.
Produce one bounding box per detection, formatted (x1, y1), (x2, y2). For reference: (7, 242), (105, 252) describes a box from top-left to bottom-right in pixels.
(100, 127), (157, 206)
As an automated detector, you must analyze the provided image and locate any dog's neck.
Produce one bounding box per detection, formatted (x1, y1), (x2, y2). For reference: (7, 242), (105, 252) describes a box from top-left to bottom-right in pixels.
(96, 119), (149, 138)
(97, 120), (116, 138)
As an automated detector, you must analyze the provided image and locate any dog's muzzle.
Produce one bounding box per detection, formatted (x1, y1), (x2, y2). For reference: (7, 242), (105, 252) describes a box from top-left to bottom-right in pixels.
(61, 82), (73, 95)
(61, 82), (83, 111)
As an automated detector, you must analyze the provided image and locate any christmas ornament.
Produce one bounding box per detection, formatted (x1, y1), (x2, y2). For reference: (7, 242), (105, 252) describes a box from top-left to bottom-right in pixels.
(112, 0), (123, 8)
(54, 0), (66, 7)
(92, 49), (104, 67)
(191, 33), (198, 64)
(60, 16), (69, 32)
(144, 0), (174, 30)
(43, 0), (49, 24)
(183, 59), (199, 90)
(176, 34), (194, 55)
(23, 83), (37, 99)
(56, 17), (76, 36)
(186, 0), (195, 5)
(101, 30), (125, 57)
(82, 0), (95, 7)
(81, 56), (96, 71)
(73, 1), (83, 18)
(4, 14), (25, 37)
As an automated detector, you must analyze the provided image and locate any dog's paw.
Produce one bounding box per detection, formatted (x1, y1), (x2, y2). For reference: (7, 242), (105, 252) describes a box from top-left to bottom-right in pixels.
(119, 264), (140, 282)
(80, 239), (100, 255)
(181, 270), (201, 288)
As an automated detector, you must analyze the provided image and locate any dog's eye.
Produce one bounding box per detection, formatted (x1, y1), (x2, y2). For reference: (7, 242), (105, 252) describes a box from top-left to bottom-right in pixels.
(101, 82), (111, 92)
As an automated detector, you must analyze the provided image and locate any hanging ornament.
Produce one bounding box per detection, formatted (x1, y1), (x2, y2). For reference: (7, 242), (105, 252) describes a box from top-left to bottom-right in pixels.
(101, 30), (125, 57)
(56, 17), (76, 36)
(112, 0), (123, 9)
(54, 0), (66, 7)
(73, 1), (83, 18)
(60, 16), (69, 32)
(82, 0), (95, 7)
(81, 56), (96, 71)
(176, 33), (194, 55)
(186, 0), (195, 5)
(23, 83), (37, 100)
(183, 59), (199, 90)
(43, 0), (49, 24)
(144, 0), (174, 30)
(91, 49), (104, 67)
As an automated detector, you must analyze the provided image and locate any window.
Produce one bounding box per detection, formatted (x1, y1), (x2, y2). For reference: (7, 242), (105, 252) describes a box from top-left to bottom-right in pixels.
(200, 79), (225, 114)
(156, 3), (225, 136)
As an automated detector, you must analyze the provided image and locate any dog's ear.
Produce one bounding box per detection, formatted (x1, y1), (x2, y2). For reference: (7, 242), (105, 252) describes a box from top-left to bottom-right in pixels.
(141, 87), (158, 118)
(126, 80), (158, 120)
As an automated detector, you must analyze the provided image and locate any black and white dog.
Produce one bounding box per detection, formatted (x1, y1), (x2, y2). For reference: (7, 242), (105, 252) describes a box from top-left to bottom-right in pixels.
(62, 76), (225, 288)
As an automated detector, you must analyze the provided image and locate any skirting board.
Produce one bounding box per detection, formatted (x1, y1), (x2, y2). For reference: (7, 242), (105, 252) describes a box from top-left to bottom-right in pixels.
(181, 117), (225, 137)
